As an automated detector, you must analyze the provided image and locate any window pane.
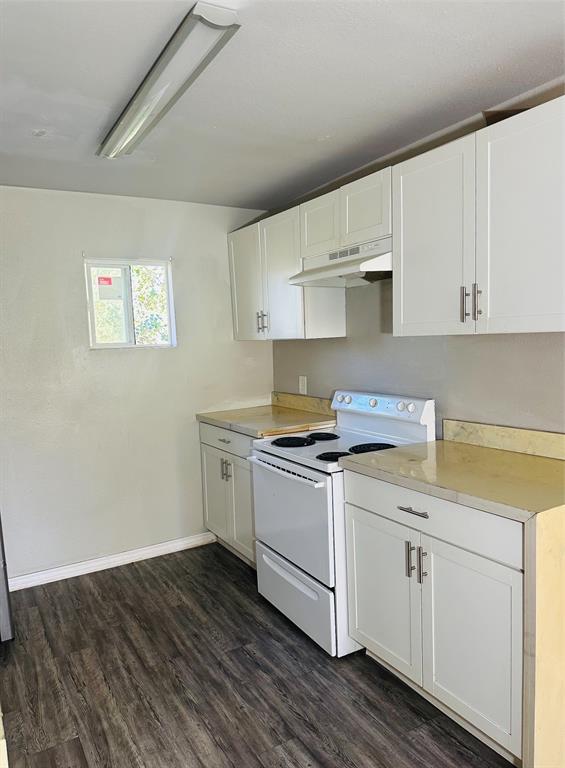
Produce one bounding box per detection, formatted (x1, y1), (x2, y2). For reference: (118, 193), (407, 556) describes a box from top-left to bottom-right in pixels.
(131, 264), (171, 346)
(90, 267), (129, 344)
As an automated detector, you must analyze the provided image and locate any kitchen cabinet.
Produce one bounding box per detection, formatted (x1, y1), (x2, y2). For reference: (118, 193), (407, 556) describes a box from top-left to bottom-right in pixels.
(345, 475), (523, 759)
(392, 135), (476, 336)
(339, 168), (391, 246)
(299, 190), (340, 259)
(229, 209), (346, 340)
(228, 224), (263, 341)
(200, 424), (255, 563)
(393, 96), (564, 336)
(346, 504), (422, 684)
(475, 96), (565, 333)
(421, 535), (522, 756)
(201, 443), (230, 541)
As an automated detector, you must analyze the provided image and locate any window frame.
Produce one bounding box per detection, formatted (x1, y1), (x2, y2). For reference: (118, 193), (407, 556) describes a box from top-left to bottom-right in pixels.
(84, 257), (177, 350)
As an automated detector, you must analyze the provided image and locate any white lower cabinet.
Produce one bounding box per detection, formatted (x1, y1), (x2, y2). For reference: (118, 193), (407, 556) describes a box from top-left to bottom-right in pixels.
(346, 505), (422, 684)
(345, 485), (523, 759)
(421, 536), (523, 756)
(200, 425), (255, 563)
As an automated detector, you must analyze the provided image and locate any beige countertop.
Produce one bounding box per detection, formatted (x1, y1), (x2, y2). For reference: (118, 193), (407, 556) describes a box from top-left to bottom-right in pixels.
(340, 440), (565, 522)
(196, 404), (335, 438)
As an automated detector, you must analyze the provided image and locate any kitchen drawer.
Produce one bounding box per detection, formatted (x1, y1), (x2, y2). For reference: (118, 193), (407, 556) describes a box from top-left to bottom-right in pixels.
(199, 423), (253, 459)
(256, 542), (337, 656)
(344, 472), (523, 570)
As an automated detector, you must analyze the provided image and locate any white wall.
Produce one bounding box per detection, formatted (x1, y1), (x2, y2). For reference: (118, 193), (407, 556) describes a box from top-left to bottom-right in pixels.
(0, 186), (273, 578)
(274, 281), (565, 435)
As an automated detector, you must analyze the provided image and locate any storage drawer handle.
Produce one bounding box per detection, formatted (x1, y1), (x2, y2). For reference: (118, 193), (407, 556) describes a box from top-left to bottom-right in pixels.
(248, 456), (325, 489)
(218, 438), (231, 444)
(397, 505), (429, 519)
(262, 553), (319, 601)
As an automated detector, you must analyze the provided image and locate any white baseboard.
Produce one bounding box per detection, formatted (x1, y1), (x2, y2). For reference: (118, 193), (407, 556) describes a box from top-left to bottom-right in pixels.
(8, 532), (217, 592)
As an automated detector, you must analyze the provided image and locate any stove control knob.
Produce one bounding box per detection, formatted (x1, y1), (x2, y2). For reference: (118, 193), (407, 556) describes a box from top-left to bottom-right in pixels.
(344, 395), (352, 404)
(407, 402), (416, 414)
(336, 394), (344, 403)
(397, 401), (406, 412)
(369, 398), (378, 408)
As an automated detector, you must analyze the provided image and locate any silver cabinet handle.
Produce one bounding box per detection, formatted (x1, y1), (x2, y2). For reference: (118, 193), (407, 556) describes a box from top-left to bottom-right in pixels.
(256, 311), (261, 333)
(220, 458), (226, 480)
(224, 461), (232, 481)
(260, 311), (268, 332)
(218, 438), (231, 444)
(460, 285), (470, 323)
(397, 505), (429, 519)
(405, 540), (416, 578)
(417, 546), (428, 583)
(472, 283), (482, 321)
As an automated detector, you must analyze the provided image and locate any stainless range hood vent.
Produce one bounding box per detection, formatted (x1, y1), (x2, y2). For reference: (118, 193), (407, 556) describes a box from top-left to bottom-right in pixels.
(289, 237), (392, 288)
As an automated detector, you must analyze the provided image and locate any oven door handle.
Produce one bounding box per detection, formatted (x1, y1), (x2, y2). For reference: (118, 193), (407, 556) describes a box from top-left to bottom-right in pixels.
(248, 456), (326, 489)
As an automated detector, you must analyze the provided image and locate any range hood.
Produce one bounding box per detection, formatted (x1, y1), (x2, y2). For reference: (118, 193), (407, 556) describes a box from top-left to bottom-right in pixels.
(289, 237), (392, 288)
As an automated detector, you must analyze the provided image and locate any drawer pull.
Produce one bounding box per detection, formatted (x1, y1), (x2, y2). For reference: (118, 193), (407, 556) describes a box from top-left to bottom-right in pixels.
(218, 438), (231, 444)
(397, 505), (429, 519)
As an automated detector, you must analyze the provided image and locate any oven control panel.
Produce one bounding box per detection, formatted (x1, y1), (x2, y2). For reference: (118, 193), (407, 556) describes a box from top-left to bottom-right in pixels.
(331, 391), (433, 423)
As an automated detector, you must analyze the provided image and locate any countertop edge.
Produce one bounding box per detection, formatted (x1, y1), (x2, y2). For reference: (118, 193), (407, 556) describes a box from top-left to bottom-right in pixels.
(340, 460), (534, 523)
(196, 412), (336, 438)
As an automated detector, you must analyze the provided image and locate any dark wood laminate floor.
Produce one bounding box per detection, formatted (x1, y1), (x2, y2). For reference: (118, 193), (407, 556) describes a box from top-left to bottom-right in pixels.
(0, 544), (511, 768)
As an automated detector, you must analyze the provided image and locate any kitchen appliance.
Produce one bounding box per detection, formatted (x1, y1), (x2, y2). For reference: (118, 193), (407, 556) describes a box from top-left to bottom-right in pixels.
(250, 390), (435, 657)
(0, 514), (14, 642)
(288, 237), (392, 288)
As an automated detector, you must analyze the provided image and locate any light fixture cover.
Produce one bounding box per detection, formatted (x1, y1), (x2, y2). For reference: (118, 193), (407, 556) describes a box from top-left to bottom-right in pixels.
(99, 2), (240, 158)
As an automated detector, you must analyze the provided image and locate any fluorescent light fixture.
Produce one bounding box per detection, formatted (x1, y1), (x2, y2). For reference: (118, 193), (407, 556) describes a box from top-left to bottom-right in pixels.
(99, 2), (240, 158)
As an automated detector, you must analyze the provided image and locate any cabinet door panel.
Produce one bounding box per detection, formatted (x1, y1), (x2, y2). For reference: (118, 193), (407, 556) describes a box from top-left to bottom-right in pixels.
(422, 536), (522, 757)
(201, 445), (229, 540)
(346, 504), (422, 684)
(227, 455), (255, 562)
(228, 224), (263, 340)
(393, 135), (476, 336)
(476, 96), (565, 333)
(340, 168), (391, 246)
(300, 191), (340, 259)
(260, 208), (304, 339)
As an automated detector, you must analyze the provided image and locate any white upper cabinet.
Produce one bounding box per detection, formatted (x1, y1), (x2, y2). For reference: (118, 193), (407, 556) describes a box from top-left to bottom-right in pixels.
(260, 208), (304, 339)
(228, 224), (263, 341)
(339, 168), (392, 246)
(475, 96), (565, 333)
(393, 135), (476, 336)
(300, 190), (340, 259)
(228, 211), (345, 340)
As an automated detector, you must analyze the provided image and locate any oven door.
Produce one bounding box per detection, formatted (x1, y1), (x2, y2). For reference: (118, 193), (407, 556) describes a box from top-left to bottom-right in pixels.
(249, 452), (335, 587)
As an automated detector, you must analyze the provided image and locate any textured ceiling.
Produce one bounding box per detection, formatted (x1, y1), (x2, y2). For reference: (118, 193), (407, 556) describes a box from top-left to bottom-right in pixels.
(0, 0), (564, 209)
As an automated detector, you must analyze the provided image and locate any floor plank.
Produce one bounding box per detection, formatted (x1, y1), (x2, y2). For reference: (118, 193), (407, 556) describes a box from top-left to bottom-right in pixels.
(0, 544), (510, 767)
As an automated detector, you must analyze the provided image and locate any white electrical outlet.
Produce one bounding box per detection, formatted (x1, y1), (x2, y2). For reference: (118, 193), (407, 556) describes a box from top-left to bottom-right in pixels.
(298, 375), (308, 395)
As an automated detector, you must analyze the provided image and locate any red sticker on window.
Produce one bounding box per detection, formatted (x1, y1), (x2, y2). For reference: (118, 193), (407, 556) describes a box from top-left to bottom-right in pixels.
(98, 277), (112, 286)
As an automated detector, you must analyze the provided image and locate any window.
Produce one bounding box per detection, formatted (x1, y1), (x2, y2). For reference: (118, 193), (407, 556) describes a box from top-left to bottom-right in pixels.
(85, 259), (176, 348)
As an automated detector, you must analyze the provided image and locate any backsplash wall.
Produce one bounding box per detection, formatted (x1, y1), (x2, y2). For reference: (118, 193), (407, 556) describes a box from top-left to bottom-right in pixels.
(273, 281), (565, 436)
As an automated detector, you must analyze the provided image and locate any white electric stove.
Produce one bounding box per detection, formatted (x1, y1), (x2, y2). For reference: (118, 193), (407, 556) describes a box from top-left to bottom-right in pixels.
(250, 390), (435, 657)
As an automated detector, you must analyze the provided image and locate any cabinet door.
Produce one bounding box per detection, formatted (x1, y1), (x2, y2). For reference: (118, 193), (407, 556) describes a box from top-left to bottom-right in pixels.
(476, 97), (565, 333)
(228, 224), (264, 340)
(226, 454), (255, 562)
(346, 504), (422, 684)
(260, 207), (305, 339)
(339, 168), (391, 246)
(421, 536), (522, 756)
(300, 191), (340, 259)
(201, 445), (229, 540)
(393, 135), (476, 336)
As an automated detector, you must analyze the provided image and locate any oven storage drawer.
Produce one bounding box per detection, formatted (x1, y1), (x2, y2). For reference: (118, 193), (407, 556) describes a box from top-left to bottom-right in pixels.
(256, 542), (337, 656)
(250, 453), (335, 587)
